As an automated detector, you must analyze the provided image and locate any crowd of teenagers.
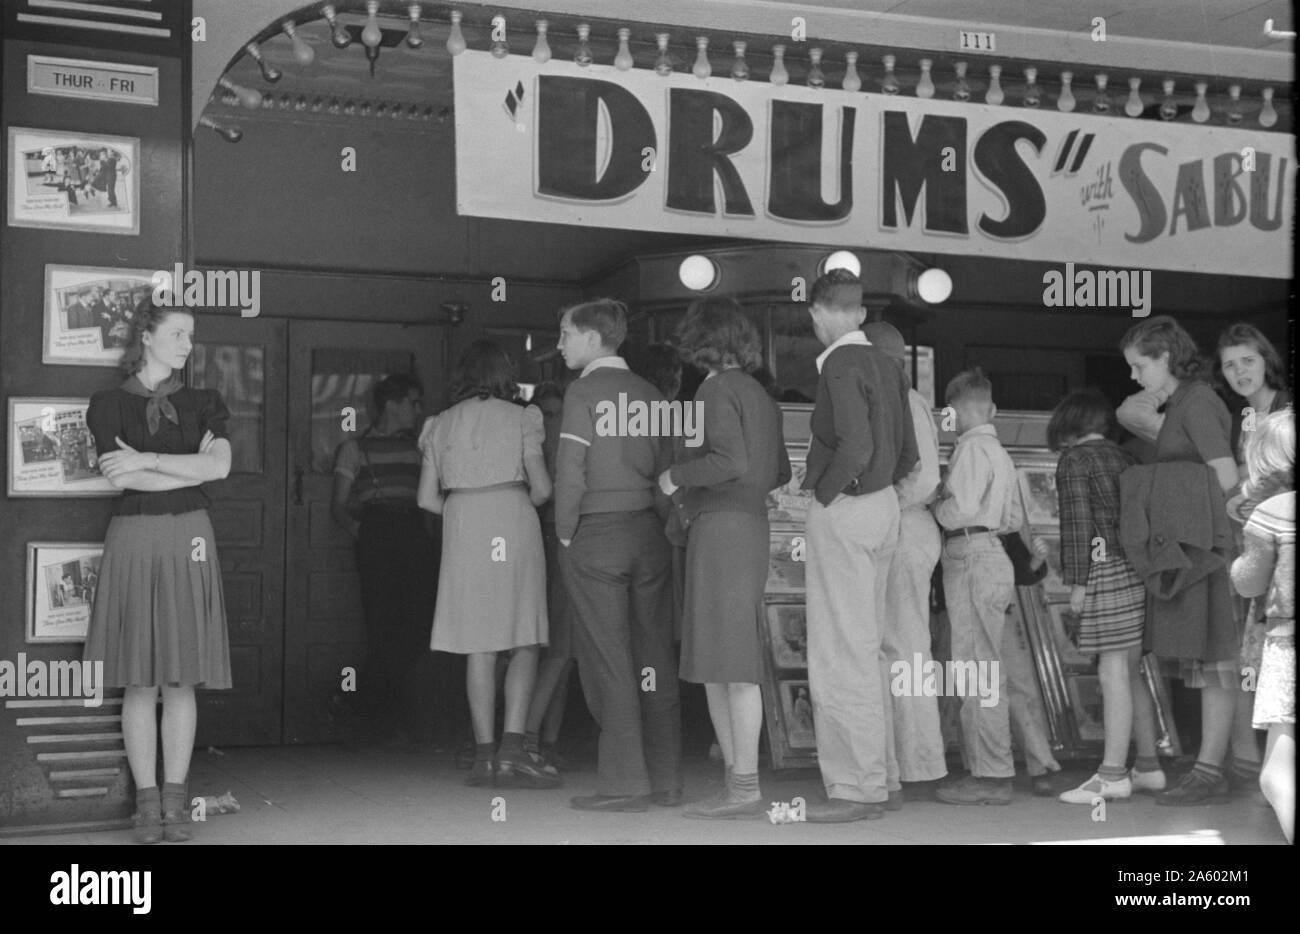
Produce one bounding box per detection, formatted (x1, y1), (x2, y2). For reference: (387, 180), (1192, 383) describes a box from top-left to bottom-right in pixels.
(80, 270), (1293, 842)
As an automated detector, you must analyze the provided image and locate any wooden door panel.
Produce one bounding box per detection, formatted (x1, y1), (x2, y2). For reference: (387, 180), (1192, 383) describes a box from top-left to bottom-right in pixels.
(284, 321), (442, 743)
(189, 317), (287, 747)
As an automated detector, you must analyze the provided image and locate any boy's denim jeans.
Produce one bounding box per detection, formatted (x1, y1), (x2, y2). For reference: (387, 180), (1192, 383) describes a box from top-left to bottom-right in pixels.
(941, 533), (1015, 779)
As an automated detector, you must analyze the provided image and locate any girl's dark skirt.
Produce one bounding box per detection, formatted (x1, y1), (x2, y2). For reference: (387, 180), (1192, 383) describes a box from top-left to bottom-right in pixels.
(680, 511), (768, 684)
(83, 510), (232, 689)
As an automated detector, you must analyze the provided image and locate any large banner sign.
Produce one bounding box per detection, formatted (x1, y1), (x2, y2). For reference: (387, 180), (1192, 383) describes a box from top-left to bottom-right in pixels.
(455, 51), (1294, 279)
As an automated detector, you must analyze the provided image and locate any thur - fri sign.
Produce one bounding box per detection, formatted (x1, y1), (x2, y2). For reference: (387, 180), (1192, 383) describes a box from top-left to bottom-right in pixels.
(27, 56), (159, 106)
(454, 51), (1294, 280)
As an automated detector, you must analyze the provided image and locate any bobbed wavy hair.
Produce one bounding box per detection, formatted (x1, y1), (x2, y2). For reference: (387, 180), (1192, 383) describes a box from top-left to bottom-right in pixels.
(674, 296), (762, 374)
(449, 339), (518, 405)
(118, 304), (194, 376)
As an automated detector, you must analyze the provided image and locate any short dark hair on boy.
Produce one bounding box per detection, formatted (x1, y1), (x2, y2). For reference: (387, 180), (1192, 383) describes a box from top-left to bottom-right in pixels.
(559, 298), (629, 350)
(449, 339), (518, 405)
(1047, 388), (1116, 452)
(373, 372), (422, 419)
(809, 269), (863, 312)
(675, 296), (762, 375)
(1120, 314), (1205, 381)
(945, 366), (993, 406)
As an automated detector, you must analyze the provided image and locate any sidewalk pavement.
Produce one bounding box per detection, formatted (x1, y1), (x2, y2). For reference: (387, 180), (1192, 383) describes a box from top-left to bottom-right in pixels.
(2, 745), (1287, 845)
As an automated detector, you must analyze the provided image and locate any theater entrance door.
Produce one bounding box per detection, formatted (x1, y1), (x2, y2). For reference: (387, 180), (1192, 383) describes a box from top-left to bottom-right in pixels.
(192, 316), (443, 745)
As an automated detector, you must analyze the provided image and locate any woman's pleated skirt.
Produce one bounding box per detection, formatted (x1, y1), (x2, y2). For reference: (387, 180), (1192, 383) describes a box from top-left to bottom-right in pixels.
(83, 510), (232, 689)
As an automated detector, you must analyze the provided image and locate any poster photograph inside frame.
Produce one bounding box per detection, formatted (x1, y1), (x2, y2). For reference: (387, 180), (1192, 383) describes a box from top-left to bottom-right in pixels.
(8, 397), (116, 497)
(27, 542), (103, 643)
(7, 127), (139, 234)
(44, 264), (155, 366)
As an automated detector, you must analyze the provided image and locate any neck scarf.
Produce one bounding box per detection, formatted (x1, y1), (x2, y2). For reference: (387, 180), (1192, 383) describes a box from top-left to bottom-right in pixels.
(121, 372), (183, 435)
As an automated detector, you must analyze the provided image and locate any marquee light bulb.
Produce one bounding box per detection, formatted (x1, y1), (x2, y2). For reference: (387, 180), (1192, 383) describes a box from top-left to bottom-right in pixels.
(693, 37), (711, 79)
(1124, 77), (1144, 117)
(198, 115), (242, 143)
(1159, 79), (1178, 120)
(953, 61), (971, 101)
(361, 1), (382, 49)
(282, 22), (314, 66)
(615, 28), (634, 71)
(406, 4), (423, 49)
(881, 54), (899, 94)
(244, 42), (281, 83)
(654, 33), (672, 76)
(1259, 87), (1277, 128)
(219, 76), (262, 110)
(807, 48), (826, 88)
(1022, 67), (1040, 107)
(1192, 81), (1210, 123)
(841, 50), (860, 92)
(986, 64), (1004, 105)
(731, 41), (749, 81)
(1226, 84), (1243, 124)
(770, 45), (788, 86)
(575, 24), (593, 67)
(915, 58), (934, 98)
(446, 10), (467, 56)
(532, 20), (551, 64)
(1057, 71), (1075, 112)
(322, 4), (351, 49)
(1092, 73), (1111, 114)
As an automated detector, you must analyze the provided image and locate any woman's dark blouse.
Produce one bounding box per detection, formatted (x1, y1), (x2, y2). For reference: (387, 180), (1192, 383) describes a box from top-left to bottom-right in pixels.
(87, 386), (231, 516)
(1228, 388), (1292, 463)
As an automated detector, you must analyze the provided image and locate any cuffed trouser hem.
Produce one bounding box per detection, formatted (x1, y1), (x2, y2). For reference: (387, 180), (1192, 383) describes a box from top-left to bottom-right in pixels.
(824, 783), (889, 804)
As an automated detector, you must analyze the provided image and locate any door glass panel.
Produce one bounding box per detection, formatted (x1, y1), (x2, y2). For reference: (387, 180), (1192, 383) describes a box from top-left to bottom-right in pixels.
(771, 304), (819, 403)
(310, 348), (414, 474)
(191, 343), (264, 474)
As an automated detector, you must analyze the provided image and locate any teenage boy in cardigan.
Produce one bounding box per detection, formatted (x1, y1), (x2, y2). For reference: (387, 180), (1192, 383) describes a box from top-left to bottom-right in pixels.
(554, 298), (682, 812)
(932, 368), (1024, 806)
(801, 271), (919, 823)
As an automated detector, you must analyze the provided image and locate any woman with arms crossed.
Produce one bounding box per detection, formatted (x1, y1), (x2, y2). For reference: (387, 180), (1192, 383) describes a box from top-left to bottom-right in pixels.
(84, 305), (233, 843)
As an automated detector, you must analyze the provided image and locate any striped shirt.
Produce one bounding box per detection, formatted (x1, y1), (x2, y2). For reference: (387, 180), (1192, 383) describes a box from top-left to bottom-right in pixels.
(334, 428), (421, 506)
(1056, 438), (1137, 587)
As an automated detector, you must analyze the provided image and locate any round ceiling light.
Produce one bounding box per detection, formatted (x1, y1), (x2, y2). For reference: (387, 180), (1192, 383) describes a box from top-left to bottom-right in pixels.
(916, 268), (953, 304)
(678, 255), (720, 291)
(821, 250), (861, 277)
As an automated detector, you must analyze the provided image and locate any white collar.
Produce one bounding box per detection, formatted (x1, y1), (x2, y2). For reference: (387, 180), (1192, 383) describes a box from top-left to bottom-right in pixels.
(815, 330), (870, 373)
(580, 355), (629, 379)
(955, 423), (999, 443)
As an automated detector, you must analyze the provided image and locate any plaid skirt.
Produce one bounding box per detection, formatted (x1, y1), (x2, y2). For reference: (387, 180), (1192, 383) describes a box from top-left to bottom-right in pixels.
(1077, 556), (1146, 654)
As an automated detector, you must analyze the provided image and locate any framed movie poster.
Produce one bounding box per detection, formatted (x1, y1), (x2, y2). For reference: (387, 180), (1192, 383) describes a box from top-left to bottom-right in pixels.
(766, 455), (813, 529)
(1018, 466), (1061, 528)
(8, 127), (139, 234)
(779, 680), (817, 749)
(765, 531), (807, 594)
(44, 264), (155, 366)
(766, 603), (807, 670)
(27, 542), (103, 643)
(8, 398), (116, 497)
